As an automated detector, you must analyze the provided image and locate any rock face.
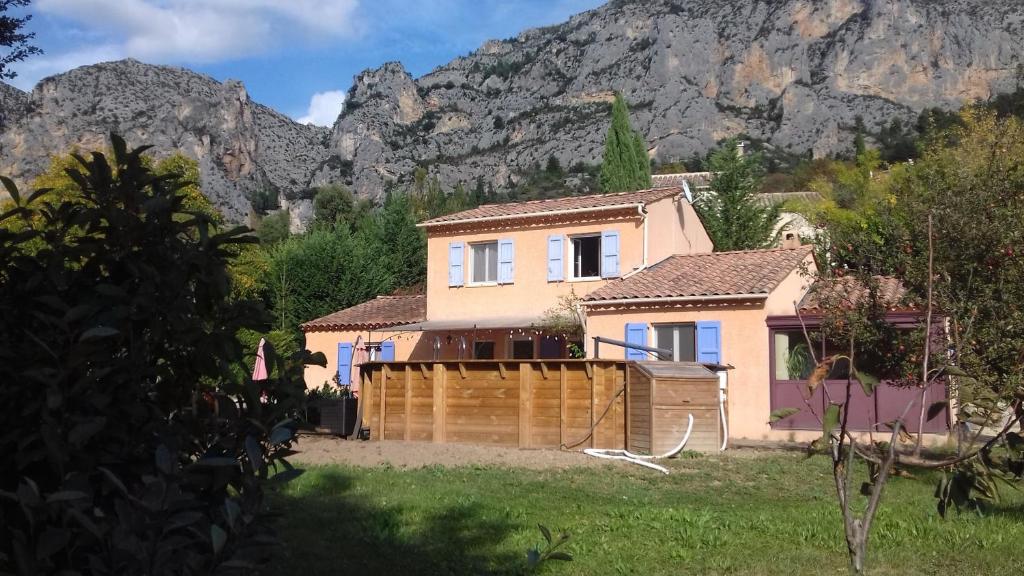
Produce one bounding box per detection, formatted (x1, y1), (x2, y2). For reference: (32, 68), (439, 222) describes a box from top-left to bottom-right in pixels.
(0, 60), (334, 225)
(332, 0), (1024, 195)
(1, 0), (1022, 220)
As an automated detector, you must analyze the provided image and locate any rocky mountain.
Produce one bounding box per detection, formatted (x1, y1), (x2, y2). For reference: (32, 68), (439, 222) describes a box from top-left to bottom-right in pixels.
(2, 0), (1023, 223)
(0, 60), (341, 226)
(333, 0), (1024, 196)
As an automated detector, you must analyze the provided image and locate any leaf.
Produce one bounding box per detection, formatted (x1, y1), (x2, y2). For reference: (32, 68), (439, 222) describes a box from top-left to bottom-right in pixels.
(822, 403), (840, 438)
(548, 551), (574, 562)
(45, 491), (89, 504)
(269, 469), (304, 484)
(769, 408), (800, 423)
(210, 525), (227, 555)
(68, 417), (106, 447)
(1, 175), (21, 204)
(97, 467), (127, 495)
(269, 426), (293, 446)
(305, 351), (328, 367)
(854, 369), (880, 396)
(35, 528), (70, 560)
(538, 524), (552, 545)
(155, 444), (174, 475)
(79, 326), (119, 341)
(245, 435), (264, 475)
(224, 498), (241, 530)
(806, 356), (834, 395)
(926, 401), (949, 422)
(940, 365), (971, 378)
(193, 457), (239, 468)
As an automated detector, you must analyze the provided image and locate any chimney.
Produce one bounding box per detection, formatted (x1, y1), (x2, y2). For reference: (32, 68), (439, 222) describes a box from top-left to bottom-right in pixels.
(781, 231), (802, 250)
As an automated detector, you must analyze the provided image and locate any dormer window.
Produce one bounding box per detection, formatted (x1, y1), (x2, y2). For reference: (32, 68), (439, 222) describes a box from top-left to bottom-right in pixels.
(571, 234), (601, 280)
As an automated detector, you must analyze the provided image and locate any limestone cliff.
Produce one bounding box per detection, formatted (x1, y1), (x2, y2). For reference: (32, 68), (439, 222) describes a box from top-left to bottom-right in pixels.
(332, 0), (1024, 196)
(1, 0), (1022, 221)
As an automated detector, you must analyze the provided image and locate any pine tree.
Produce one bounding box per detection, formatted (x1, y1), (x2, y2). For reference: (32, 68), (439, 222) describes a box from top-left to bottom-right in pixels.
(600, 93), (652, 193)
(694, 139), (782, 251)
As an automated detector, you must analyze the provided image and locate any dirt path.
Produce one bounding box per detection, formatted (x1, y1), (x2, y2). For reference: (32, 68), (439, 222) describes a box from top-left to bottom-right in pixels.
(291, 434), (624, 470)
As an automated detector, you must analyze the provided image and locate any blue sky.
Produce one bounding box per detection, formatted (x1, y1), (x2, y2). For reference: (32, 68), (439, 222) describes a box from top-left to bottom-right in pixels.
(9, 0), (605, 125)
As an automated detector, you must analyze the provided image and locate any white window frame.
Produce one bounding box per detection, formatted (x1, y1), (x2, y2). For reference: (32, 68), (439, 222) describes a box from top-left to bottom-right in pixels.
(469, 241), (499, 285)
(569, 233), (602, 281)
(652, 323), (697, 362)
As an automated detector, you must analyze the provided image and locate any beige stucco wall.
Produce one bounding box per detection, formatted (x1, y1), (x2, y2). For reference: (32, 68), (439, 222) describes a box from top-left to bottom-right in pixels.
(424, 198), (714, 324)
(582, 254), (816, 441)
(303, 328), (426, 390)
(425, 214), (646, 322)
(645, 196), (715, 262)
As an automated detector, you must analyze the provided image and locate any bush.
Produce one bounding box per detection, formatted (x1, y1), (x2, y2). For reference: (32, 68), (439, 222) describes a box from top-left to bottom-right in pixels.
(0, 135), (323, 574)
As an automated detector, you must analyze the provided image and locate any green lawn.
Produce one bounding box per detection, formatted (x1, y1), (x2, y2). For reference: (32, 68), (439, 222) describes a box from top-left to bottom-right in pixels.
(266, 452), (1023, 576)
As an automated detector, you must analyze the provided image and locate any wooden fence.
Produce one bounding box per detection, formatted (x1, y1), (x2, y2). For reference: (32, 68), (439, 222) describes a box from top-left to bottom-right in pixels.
(359, 360), (627, 450)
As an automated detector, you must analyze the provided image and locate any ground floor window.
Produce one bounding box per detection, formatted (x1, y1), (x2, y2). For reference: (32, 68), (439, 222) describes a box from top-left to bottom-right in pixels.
(511, 339), (534, 359)
(768, 322), (948, 433)
(653, 323), (696, 362)
(474, 341), (495, 359)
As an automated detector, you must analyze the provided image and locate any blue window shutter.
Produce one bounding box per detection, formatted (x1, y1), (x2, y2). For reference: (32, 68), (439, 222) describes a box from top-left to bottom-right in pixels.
(547, 235), (564, 282)
(696, 321), (722, 364)
(448, 241), (464, 287)
(498, 238), (515, 284)
(624, 323), (648, 360)
(601, 230), (621, 278)
(337, 342), (353, 385)
(380, 341), (396, 362)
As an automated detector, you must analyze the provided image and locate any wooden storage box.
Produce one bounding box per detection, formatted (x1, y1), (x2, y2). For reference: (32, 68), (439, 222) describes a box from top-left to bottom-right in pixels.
(627, 362), (722, 454)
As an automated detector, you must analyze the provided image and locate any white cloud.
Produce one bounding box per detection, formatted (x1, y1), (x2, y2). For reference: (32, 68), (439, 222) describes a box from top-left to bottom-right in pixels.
(34, 0), (361, 62)
(296, 90), (345, 126)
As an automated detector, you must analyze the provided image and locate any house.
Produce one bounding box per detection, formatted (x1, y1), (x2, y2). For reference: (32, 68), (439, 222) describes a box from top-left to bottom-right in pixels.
(302, 185), (893, 441)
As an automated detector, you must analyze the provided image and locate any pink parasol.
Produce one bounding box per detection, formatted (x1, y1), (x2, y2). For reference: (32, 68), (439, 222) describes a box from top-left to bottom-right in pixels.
(252, 337), (269, 381)
(350, 335), (369, 395)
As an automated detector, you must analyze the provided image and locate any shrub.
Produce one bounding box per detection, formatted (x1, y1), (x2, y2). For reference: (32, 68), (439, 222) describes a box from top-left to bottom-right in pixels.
(0, 135), (323, 574)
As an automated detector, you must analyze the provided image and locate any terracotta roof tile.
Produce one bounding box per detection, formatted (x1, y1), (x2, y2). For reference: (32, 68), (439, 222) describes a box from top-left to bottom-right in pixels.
(583, 246), (813, 303)
(651, 172), (714, 190)
(419, 187), (680, 226)
(798, 276), (915, 312)
(301, 295), (426, 332)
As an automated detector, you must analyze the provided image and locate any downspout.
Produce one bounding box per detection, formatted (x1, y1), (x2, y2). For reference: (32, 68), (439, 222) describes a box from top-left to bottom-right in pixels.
(621, 204), (649, 280)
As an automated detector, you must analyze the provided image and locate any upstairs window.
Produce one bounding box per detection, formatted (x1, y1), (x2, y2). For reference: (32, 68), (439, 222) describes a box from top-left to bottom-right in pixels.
(471, 241), (499, 284)
(571, 235), (601, 280)
(654, 323), (696, 362)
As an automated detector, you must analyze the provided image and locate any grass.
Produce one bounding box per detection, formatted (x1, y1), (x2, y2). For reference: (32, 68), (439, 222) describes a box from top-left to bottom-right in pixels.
(266, 452), (1024, 575)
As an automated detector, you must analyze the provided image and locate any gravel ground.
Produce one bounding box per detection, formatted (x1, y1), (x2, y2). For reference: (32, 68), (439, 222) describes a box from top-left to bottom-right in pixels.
(290, 434), (625, 470)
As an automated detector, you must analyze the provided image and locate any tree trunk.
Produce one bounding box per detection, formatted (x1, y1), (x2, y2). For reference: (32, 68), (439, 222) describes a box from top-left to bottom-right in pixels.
(846, 521), (868, 575)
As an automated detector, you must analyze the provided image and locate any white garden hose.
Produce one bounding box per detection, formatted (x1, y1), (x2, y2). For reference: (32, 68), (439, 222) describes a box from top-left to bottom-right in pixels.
(718, 371), (729, 452)
(584, 414), (694, 475)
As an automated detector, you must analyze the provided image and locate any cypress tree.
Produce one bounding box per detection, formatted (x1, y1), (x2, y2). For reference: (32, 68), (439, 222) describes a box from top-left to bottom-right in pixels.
(600, 93), (653, 193)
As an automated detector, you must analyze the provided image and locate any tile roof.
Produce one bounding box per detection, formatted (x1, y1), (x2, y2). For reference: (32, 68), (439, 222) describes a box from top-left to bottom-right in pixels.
(301, 295), (426, 332)
(756, 190), (822, 207)
(651, 172), (714, 190)
(419, 187), (680, 226)
(583, 246), (813, 303)
(798, 276), (915, 312)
